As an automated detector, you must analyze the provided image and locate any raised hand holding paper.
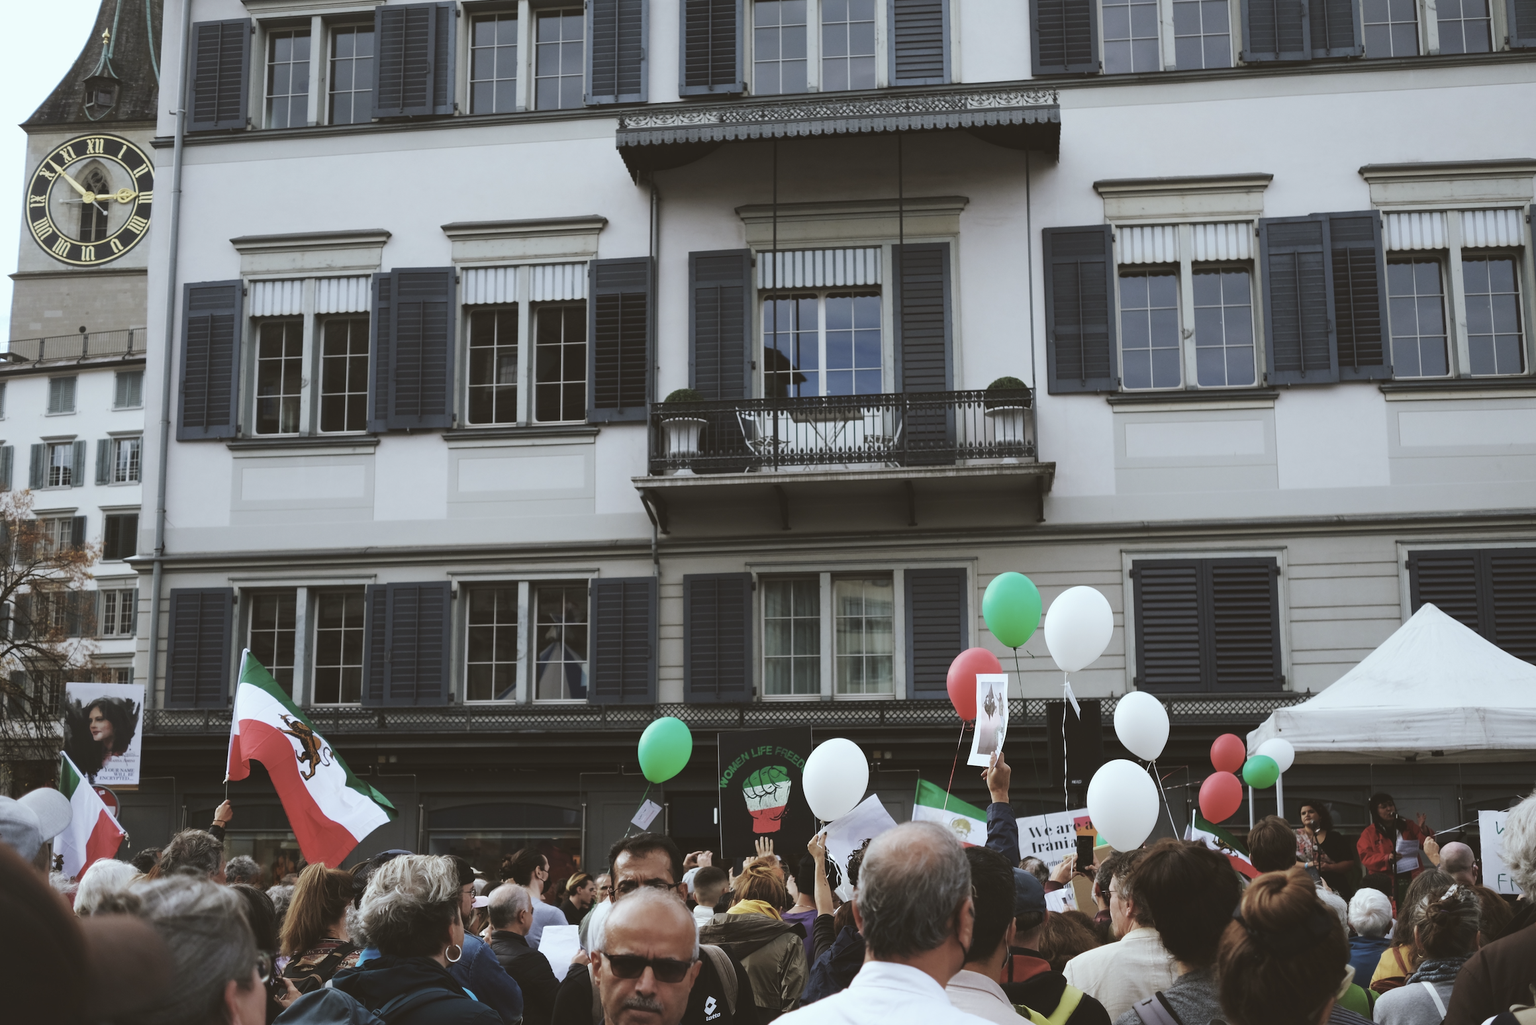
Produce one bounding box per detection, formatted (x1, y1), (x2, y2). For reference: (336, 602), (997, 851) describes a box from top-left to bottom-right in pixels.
(968, 674), (1009, 767)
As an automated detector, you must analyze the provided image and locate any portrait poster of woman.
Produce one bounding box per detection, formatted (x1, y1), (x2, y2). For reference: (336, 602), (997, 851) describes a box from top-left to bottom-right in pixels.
(968, 673), (1009, 767)
(63, 681), (145, 786)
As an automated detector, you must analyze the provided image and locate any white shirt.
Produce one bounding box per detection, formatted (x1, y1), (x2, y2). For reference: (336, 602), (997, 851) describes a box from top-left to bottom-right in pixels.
(1061, 927), (1178, 1020)
(946, 969), (1032, 1025)
(528, 898), (569, 949)
(779, 961), (996, 1025)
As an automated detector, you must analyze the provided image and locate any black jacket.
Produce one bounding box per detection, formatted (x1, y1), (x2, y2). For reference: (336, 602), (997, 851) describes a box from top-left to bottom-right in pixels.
(1001, 950), (1111, 1025)
(551, 949), (760, 1025)
(331, 955), (502, 1025)
(489, 930), (562, 1025)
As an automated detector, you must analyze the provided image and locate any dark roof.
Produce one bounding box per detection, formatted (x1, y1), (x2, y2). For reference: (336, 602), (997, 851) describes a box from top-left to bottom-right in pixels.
(25, 0), (163, 128)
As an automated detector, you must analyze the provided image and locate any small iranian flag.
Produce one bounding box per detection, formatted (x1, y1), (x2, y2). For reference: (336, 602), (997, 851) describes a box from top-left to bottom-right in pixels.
(227, 651), (395, 867)
(911, 779), (988, 847)
(1186, 811), (1259, 879)
(58, 753), (126, 879)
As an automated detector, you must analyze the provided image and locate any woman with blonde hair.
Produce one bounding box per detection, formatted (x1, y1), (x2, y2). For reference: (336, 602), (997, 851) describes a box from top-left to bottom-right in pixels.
(1218, 868), (1350, 1025)
(279, 862), (360, 994)
(1372, 884), (1481, 1025)
(699, 861), (807, 1021)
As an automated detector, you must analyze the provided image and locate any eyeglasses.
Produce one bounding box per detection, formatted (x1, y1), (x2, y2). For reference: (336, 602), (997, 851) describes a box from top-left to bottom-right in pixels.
(614, 878), (674, 897)
(255, 951), (275, 985)
(602, 953), (695, 983)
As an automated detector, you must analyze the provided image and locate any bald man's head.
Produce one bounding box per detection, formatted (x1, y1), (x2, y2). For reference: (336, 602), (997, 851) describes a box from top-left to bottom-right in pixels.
(1440, 842), (1477, 883)
(591, 889), (701, 1025)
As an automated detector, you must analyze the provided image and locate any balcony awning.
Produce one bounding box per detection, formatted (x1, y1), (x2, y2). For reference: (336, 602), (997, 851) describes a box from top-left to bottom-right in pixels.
(617, 84), (1060, 176)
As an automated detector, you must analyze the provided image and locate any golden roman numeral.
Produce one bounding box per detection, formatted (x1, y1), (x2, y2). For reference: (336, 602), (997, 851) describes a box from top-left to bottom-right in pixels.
(28, 195), (46, 207)
(132, 164), (151, 180)
(57, 145), (77, 163)
(51, 237), (72, 257)
(137, 190), (154, 204)
(126, 215), (149, 234)
(109, 237), (124, 254)
(85, 137), (105, 155)
(30, 217), (52, 242)
(39, 166), (57, 181)
(80, 246), (95, 262)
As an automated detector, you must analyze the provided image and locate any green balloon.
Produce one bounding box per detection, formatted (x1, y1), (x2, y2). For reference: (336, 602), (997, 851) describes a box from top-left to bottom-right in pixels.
(638, 716), (693, 783)
(1242, 754), (1280, 789)
(983, 572), (1043, 649)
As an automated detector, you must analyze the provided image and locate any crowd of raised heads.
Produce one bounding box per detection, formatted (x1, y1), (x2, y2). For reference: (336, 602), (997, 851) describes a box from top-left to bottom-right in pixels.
(4, 768), (1536, 1025)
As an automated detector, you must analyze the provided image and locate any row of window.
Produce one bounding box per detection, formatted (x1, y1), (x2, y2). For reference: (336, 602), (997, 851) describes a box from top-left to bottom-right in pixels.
(188, 0), (955, 132)
(0, 371), (144, 418)
(160, 545), (1536, 709)
(1032, 0), (1533, 76)
(1046, 207), (1534, 394)
(13, 586), (138, 641)
(14, 513), (140, 562)
(19, 438), (143, 489)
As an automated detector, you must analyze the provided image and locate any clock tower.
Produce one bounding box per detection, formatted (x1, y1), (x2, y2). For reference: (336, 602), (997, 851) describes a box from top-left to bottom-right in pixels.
(10, 0), (162, 342)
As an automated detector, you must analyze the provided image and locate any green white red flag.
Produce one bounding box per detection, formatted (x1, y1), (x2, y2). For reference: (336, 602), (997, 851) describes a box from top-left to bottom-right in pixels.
(911, 778), (988, 847)
(226, 651), (394, 867)
(1186, 811), (1259, 878)
(57, 753), (125, 879)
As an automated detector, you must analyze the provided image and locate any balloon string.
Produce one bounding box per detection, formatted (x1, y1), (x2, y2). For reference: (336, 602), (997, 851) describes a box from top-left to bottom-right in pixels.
(623, 782), (653, 839)
(1011, 646), (1043, 817)
(1152, 760), (1179, 837)
(1061, 674), (1069, 813)
(943, 722), (966, 813)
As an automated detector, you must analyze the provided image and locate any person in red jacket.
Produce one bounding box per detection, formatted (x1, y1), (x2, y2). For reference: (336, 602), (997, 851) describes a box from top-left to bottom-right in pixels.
(1355, 792), (1431, 906)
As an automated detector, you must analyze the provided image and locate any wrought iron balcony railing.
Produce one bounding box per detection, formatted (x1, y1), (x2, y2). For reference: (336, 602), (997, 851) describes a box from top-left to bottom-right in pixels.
(647, 389), (1037, 476)
(5, 328), (143, 363)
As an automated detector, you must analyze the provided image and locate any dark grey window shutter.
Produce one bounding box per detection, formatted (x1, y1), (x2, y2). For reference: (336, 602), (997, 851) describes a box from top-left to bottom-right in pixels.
(679, 0), (744, 95)
(1326, 211), (1389, 380)
(1410, 548), (1536, 665)
(1408, 550), (1480, 630)
(589, 577), (657, 705)
(0, 445), (12, 491)
(95, 440), (111, 485)
(1134, 559), (1282, 693)
(374, 2), (456, 118)
(177, 280), (243, 440)
(13, 594), (30, 641)
(1310, 0), (1362, 55)
(889, 0), (951, 84)
(1132, 561), (1203, 691)
(684, 573), (753, 703)
(71, 516), (87, 551)
(369, 272), (392, 433)
(1487, 550), (1536, 664)
(1260, 216), (1338, 385)
(1031, 0), (1099, 73)
(689, 249), (752, 401)
(387, 268), (455, 430)
(1208, 559), (1283, 691)
(1514, 0), (1536, 46)
(895, 243), (953, 392)
(588, 0), (649, 104)
(906, 568), (968, 700)
(28, 445), (44, 490)
(589, 258), (654, 423)
(1242, 0), (1310, 59)
(368, 582), (452, 705)
(1043, 225), (1117, 393)
(129, 588), (139, 637)
(166, 588), (234, 708)
(71, 441), (87, 487)
(189, 20), (251, 131)
(362, 584), (389, 705)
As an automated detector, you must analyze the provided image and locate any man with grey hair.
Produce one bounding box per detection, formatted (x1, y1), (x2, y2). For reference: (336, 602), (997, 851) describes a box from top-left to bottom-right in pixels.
(490, 884), (562, 1025)
(778, 821), (991, 1025)
(1444, 791), (1536, 1025)
(157, 829), (227, 883)
(590, 888), (702, 1025)
(224, 855), (262, 886)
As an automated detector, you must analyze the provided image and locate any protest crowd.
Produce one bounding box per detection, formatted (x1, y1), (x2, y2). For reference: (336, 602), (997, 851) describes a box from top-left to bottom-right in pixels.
(4, 752), (1536, 1025)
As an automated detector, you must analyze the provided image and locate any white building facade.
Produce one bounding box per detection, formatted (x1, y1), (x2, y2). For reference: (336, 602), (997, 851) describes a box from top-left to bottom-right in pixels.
(133, 0), (1536, 866)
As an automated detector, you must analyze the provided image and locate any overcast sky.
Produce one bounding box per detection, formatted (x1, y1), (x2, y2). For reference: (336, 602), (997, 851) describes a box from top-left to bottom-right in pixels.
(1, 0), (112, 339)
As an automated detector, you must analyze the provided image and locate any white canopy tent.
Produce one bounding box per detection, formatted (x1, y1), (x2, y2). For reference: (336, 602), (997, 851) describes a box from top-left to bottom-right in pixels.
(1248, 603), (1536, 764)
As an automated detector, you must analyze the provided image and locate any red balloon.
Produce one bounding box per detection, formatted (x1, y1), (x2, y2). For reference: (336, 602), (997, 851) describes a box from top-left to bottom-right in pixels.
(1210, 734), (1247, 774)
(946, 647), (1003, 720)
(1199, 771), (1245, 824)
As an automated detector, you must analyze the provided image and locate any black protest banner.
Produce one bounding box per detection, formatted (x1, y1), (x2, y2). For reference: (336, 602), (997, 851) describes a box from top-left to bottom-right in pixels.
(717, 728), (814, 869)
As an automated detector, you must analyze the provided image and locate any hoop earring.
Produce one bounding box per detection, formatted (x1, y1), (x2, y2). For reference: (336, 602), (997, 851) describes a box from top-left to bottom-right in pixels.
(446, 943), (463, 964)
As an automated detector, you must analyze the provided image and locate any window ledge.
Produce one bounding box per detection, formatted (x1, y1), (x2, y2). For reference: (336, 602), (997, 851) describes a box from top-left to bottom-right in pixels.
(441, 425), (600, 443)
(226, 435), (381, 451)
(1106, 388), (1279, 408)
(1380, 377), (1536, 399)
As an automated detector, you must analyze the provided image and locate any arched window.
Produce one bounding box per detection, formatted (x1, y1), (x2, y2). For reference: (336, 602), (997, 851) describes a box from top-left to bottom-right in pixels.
(77, 168), (111, 243)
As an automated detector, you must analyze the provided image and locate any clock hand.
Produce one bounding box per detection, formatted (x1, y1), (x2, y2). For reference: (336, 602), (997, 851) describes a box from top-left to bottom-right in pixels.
(49, 160), (93, 200)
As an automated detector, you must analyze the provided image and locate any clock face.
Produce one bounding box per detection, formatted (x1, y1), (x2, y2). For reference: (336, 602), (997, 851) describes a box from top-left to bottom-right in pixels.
(26, 133), (154, 267)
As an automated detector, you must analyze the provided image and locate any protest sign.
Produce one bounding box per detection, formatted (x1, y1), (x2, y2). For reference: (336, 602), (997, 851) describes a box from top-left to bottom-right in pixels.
(824, 793), (899, 900)
(969, 674), (1009, 767)
(63, 682), (145, 787)
(1017, 807), (1091, 861)
(718, 728), (814, 867)
(539, 925), (581, 977)
(1481, 809), (1524, 895)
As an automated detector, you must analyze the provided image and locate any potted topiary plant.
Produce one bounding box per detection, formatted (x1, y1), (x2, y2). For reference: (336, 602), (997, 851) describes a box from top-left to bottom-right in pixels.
(660, 388), (708, 473)
(983, 376), (1032, 458)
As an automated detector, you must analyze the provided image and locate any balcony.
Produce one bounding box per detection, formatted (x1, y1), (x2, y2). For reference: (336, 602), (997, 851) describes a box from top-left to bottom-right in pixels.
(616, 84), (1060, 176)
(634, 390), (1054, 536)
(4, 328), (144, 364)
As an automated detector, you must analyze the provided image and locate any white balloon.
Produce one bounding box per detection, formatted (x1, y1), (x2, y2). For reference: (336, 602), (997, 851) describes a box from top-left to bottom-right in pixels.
(1086, 759), (1160, 852)
(1113, 692), (1170, 762)
(1044, 586), (1115, 674)
(18, 787), (71, 842)
(1256, 738), (1296, 774)
(802, 738), (869, 821)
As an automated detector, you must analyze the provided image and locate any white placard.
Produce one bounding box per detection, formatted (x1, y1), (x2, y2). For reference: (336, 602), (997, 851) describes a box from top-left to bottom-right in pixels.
(63, 682), (146, 787)
(631, 799), (663, 830)
(824, 794), (899, 900)
(1044, 888), (1074, 913)
(1480, 810), (1524, 895)
(538, 925), (582, 978)
(1018, 808), (1093, 861)
(969, 674), (1009, 767)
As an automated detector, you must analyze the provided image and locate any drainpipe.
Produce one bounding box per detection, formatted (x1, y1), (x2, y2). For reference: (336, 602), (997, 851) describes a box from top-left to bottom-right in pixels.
(147, 0), (192, 703)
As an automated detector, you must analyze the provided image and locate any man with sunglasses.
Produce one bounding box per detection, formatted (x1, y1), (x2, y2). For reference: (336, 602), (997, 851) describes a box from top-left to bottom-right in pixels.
(551, 833), (760, 1025)
(592, 888), (704, 1025)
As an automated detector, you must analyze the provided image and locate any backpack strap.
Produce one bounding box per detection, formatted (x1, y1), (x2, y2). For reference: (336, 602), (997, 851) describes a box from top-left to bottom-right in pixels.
(699, 945), (739, 1018)
(376, 988), (459, 1025)
(1419, 981), (1447, 1019)
(1015, 985), (1087, 1025)
(1132, 992), (1186, 1025)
